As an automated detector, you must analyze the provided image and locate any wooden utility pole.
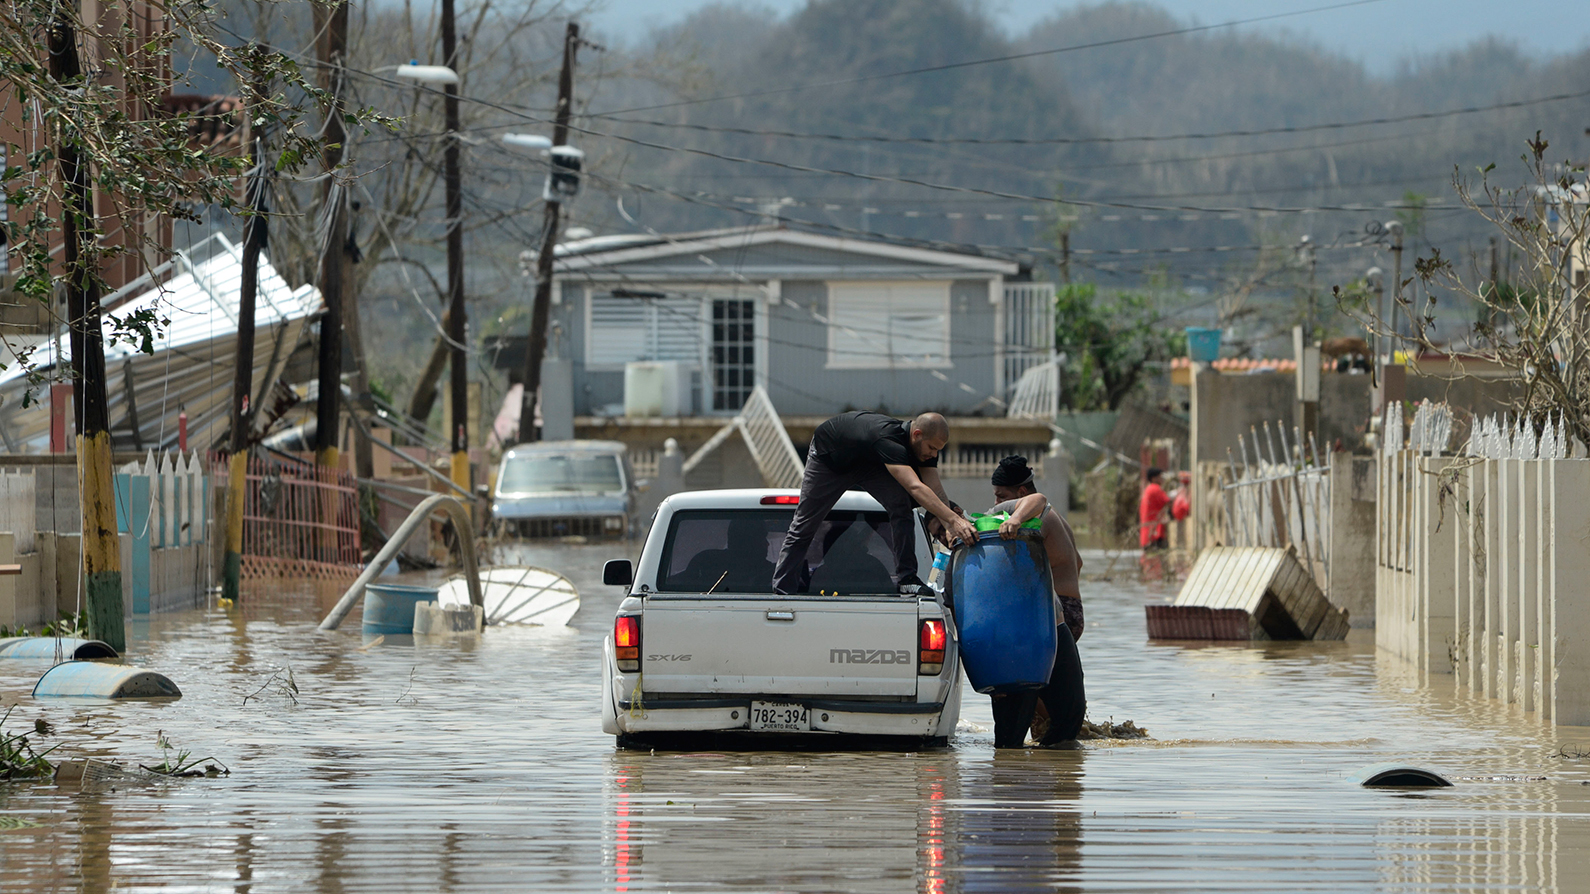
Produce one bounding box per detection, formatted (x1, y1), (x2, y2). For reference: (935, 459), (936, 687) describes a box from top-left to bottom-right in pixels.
(222, 135), (269, 603)
(314, 0), (373, 480)
(441, 0), (471, 489)
(49, 11), (123, 651)
(516, 22), (580, 445)
(313, 0), (351, 472)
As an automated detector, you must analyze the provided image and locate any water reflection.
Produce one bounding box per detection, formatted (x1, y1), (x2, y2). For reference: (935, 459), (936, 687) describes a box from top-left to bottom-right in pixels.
(936, 752), (1082, 894)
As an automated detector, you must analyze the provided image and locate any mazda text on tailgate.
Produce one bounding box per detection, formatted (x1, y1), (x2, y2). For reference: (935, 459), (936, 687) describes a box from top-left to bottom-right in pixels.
(600, 489), (961, 748)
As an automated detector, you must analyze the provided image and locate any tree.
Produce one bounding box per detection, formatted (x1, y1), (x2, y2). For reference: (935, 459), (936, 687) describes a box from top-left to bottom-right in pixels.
(1054, 283), (1185, 411)
(1342, 133), (1590, 443)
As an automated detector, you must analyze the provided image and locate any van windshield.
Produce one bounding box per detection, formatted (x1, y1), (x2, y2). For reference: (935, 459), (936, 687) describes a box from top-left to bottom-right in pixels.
(497, 453), (624, 496)
(657, 509), (898, 595)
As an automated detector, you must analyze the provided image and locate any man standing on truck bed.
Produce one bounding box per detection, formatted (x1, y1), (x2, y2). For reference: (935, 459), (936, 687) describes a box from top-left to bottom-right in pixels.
(773, 411), (977, 596)
(988, 454), (1086, 747)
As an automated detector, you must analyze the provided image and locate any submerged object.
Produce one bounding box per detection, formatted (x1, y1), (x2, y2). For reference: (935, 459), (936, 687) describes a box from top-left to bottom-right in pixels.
(0, 637), (118, 660)
(363, 582), (440, 635)
(946, 531), (1056, 693)
(33, 661), (181, 699)
(1350, 762), (1454, 788)
(1160, 546), (1349, 641)
(436, 565), (580, 626)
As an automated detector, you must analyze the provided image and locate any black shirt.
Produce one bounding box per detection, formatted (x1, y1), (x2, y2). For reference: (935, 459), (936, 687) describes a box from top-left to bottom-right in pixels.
(810, 411), (938, 474)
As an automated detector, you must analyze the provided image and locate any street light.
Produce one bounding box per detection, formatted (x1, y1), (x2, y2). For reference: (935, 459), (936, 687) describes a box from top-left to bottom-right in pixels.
(391, 41), (468, 493)
(393, 62), (459, 85)
(500, 133), (552, 153)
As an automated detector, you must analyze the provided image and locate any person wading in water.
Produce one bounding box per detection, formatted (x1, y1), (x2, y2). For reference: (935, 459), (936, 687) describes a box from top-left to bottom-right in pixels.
(773, 411), (976, 595)
(986, 455), (1087, 747)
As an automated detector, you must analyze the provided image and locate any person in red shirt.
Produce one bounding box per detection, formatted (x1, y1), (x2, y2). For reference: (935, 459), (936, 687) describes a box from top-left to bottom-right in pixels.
(1139, 467), (1172, 550)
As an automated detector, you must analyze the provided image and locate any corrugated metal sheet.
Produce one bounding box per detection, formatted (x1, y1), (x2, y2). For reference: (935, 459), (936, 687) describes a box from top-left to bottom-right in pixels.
(1160, 545), (1349, 641)
(0, 234), (319, 453)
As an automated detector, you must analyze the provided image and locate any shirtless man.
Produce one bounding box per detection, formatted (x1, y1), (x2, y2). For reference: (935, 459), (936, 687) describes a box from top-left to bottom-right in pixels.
(987, 454), (1086, 748)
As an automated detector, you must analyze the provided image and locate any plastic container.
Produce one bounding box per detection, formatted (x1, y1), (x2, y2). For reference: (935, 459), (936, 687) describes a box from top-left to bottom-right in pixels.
(1185, 327), (1222, 363)
(362, 582), (439, 636)
(946, 531), (1057, 694)
(926, 550), (951, 590)
(33, 661), (181, 699)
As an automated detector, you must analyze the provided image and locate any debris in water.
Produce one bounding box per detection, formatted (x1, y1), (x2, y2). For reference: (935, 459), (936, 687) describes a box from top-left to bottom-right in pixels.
(1077, 718), (1151, 740)
(0, 707), (55, 780)
(0, 816), (41, 830)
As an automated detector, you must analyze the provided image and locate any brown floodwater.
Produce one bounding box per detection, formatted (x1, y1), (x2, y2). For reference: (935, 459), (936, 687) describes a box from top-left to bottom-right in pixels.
(1, 543), (1587, 893)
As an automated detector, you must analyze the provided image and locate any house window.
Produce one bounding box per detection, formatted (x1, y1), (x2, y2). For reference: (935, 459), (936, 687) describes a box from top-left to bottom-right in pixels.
(826, 281), (951, 369)
(586, 290), (702, 368)
(711, 298), (755, 411)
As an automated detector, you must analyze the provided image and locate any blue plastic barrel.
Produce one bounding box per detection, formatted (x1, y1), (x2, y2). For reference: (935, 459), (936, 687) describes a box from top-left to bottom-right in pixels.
(947, 532), (1057, 694)
(1185, 327), (1222, 362)
(362, 582), (438, 635)
(0, 637), (117, 660)
(33, 661), (181, 699)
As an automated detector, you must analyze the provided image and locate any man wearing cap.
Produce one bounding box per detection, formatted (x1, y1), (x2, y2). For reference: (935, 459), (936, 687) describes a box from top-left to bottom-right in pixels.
(773, 411), (977, 596)
(987, 454), (1086, 747)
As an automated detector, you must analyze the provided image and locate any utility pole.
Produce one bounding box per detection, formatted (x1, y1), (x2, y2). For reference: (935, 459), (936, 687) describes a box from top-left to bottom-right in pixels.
(1388, 220), (1405, 359)
(1059, 231), (1071, 284)
(516, 22), (580, 445)
(313, 0), (351, 473)
(49, 11), (123, 651)
(441, 0), (471, 491)
(222, 134), (269, 603)
(315, 0), (373, 480)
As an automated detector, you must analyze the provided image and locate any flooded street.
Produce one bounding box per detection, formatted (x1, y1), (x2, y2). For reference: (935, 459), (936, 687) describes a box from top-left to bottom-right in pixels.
(2, 543), (1588, 892)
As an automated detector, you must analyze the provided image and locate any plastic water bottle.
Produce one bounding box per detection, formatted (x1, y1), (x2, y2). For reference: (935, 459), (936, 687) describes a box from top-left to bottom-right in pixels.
(926, 549), (951, 592)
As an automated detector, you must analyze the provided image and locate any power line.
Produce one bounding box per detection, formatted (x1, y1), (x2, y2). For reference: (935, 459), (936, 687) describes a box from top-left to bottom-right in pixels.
(590, 88), (1590, 147)
(587, 0), (1391, 116)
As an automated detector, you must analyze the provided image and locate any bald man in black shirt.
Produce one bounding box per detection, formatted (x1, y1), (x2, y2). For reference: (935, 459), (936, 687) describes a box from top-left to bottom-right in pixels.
(773, 411), (976, 595)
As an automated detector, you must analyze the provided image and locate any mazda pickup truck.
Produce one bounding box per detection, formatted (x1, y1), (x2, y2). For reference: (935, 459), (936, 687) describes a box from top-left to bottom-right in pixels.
(599, 489), (962, 748)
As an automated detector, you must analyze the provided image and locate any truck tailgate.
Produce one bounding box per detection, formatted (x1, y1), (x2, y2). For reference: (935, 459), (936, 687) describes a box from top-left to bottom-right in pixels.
(640, 596), (921, 696)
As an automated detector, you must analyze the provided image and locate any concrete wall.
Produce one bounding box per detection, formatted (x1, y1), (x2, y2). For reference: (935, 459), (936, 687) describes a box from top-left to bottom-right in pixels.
(1377, 450), (1590, 726)
(1327, 456), (1377, 627)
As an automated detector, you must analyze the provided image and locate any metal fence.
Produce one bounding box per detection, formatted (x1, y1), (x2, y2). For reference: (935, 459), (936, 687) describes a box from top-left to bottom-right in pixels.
(231, 454), (361, 579)
(1218, 421), (1330, 588)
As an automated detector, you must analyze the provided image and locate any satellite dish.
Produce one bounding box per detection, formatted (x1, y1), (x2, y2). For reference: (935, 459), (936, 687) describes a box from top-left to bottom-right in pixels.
(437, 565), (579, 627)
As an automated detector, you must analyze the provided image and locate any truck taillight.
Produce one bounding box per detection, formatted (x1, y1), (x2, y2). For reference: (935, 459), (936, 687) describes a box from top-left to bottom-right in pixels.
(919, 618), (946, 675)
(615, 616), (640, 672)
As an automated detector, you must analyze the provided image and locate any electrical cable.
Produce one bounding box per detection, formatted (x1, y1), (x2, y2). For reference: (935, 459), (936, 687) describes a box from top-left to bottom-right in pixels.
(587, 0), (1392, 116)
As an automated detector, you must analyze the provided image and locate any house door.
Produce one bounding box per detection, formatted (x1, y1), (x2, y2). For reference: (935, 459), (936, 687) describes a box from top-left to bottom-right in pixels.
(710, 298), (755, 411)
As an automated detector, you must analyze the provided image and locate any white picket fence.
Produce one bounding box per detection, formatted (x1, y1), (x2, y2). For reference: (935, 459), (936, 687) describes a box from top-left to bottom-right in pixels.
(1377, 404), (1590, 725)
(119, 450), (209, 547)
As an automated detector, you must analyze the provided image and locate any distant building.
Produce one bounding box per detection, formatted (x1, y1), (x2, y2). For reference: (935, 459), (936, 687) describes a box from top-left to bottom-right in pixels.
(497, 225), (1061, 498)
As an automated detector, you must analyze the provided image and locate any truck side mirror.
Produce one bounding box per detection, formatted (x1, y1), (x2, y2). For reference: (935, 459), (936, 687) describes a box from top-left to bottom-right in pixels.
(603, 559), (633, 587)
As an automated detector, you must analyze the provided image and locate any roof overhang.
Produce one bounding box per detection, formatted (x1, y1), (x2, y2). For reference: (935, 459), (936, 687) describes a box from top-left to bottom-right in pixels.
(553, 227), (1018, 277)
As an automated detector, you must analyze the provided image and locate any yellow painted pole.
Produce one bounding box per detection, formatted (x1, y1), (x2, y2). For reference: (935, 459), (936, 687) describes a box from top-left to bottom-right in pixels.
(79, 432), (125, 653)
(221, 450), (247, 602)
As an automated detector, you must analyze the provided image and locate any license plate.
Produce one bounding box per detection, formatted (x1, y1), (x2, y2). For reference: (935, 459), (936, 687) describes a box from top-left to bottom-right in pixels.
(749, 701), (810, 732)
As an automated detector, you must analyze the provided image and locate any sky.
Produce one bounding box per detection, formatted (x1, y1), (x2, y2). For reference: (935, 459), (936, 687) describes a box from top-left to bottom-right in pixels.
(590, 0), (1590, 73)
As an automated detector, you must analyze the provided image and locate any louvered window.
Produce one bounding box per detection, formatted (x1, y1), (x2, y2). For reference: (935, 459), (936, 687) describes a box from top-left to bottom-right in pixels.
(826, 281), (951, 369)
(587, 291), (702, 368)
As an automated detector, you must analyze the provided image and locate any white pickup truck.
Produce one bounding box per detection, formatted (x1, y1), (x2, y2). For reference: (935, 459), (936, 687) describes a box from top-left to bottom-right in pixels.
(600, 489), (962, 748)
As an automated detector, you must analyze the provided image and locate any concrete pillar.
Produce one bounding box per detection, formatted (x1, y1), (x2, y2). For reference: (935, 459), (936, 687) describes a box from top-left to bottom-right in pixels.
(1549, 459), (1590, 726)
(1418, 456), (1456, 675)
(1043, 438), (1070, 519)
(1328, 456), (1376, 627)
(1517, 459), (1538, 711)
(540, 358), (575, 442)
(1482, 460), (1500, 699)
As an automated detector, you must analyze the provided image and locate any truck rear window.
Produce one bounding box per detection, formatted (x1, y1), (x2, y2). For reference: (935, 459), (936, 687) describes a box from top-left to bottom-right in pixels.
(657, 509), (898, 595)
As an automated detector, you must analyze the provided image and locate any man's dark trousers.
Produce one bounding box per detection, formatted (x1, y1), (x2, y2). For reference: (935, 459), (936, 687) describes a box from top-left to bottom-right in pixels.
(991, 624), (1086, 747)
(772, 453), (919, 594)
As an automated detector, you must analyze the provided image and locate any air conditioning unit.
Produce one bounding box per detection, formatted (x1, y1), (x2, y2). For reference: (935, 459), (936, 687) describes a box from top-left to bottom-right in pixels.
(624, 361), (691, 417)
